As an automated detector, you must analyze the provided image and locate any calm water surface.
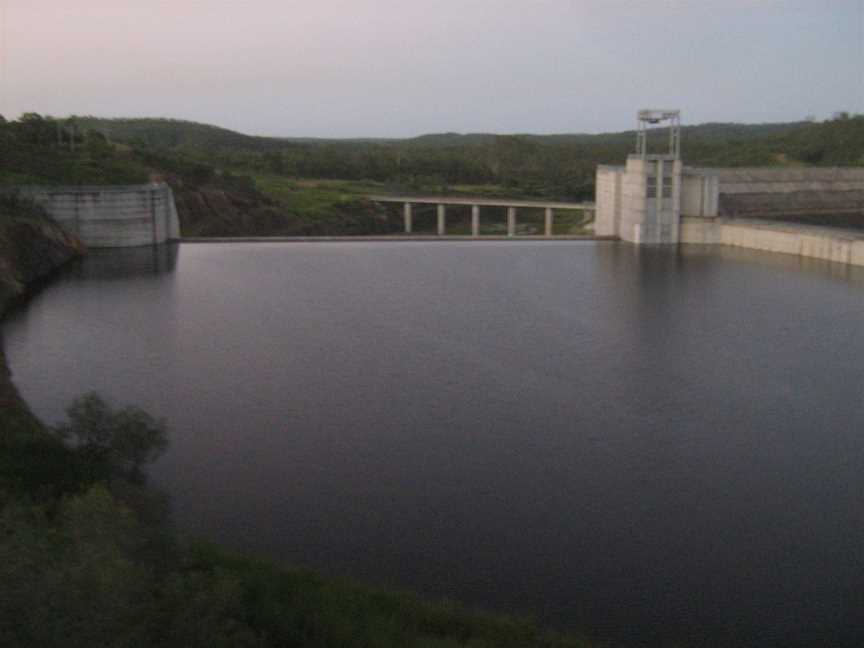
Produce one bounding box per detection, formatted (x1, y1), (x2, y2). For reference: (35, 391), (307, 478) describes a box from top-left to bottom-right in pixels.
(4, 241), (864, 647)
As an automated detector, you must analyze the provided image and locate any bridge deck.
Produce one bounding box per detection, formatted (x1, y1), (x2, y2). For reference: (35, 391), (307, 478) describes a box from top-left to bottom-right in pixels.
(369, 195), (595, 210)
(182, 235), (617, 243)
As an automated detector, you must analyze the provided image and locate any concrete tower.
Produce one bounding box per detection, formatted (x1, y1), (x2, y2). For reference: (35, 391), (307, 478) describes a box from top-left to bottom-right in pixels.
(595, 110), (683, 244)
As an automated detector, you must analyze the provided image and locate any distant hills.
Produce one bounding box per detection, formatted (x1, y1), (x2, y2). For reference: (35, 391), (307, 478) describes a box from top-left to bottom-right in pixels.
(73, 117), (285, 151)
(72, 116), (815, 152)
(21, 111), (860, 208)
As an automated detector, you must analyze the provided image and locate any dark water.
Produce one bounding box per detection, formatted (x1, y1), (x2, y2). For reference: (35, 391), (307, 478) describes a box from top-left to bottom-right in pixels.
(4, 241), (864, 647)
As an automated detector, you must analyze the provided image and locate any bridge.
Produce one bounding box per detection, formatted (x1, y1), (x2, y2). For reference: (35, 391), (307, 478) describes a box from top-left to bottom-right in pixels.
(369, 196), (596, 237)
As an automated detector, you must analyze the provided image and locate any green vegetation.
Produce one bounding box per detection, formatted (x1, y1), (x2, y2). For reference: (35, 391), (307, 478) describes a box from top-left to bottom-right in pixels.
(0, 113), (151, 185)
(75, 114), (864, 199)
(2, 111), (863, 237)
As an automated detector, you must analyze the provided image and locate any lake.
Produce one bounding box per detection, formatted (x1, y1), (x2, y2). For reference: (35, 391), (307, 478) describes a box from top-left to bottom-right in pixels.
(3, 241), (864, 647)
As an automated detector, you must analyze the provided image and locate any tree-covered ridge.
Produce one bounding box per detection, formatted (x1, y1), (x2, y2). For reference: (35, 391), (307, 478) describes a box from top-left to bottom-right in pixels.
(71, 113), (864, 200)
(73, 116), (810, 149)
(0, 113), (152, 185)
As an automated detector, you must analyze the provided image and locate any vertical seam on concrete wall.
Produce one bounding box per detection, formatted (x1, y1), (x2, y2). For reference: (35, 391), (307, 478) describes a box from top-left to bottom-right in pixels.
(150, 188), (157, 246)
(164, 185), (170, 242)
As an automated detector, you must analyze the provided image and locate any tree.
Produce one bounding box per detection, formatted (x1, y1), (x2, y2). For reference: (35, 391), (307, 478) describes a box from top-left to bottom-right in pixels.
(54, 393), (168, 484)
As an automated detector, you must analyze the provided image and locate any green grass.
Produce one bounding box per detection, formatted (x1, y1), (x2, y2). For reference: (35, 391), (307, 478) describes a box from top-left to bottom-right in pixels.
(182, 541), (594, 648)
(245, 176), (596, 234)
(0, 171), (46, 186)
(250, 175), (384, 214)
(552, 209), (594, 235)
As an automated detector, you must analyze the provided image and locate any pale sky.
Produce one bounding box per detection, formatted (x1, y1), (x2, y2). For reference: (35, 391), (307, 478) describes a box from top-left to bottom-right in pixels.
(1, 0), (862, 137)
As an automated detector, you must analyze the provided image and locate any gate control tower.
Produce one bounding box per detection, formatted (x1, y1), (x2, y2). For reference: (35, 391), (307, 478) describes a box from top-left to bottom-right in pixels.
(595, 110), (683, 244)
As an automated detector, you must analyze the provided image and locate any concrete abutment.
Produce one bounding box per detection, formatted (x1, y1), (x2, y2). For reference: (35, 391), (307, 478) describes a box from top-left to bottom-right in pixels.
(9, 183), (181, 248)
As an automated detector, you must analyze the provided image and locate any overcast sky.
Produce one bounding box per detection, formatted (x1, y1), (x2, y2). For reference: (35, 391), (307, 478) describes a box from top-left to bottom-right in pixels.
(1, 0), (861, 137)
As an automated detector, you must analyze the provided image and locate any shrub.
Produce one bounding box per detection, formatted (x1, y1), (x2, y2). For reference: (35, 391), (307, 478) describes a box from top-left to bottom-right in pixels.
(53, 392), (168, 484)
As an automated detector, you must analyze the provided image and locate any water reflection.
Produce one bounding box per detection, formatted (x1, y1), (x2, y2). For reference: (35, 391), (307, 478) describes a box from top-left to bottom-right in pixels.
(680, 243), (864, 284)
(71, 242), (180, 280)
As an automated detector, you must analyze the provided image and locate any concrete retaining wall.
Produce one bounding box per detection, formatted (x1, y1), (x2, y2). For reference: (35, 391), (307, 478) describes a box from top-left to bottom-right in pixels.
(681, 217), (864, 267)
(13, 184), (181, 248)
(680, 169), (720, 217)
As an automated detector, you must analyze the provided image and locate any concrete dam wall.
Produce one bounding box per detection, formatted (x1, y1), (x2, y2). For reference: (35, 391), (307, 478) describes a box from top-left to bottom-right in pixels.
(682, 167), (864, 219)
(14, 184), (181, 248)
(595, 160), (864, 265)
(597, 163), (864, 233)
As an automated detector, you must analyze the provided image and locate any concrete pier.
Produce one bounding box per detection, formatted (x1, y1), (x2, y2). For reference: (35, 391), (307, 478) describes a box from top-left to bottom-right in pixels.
(404, 203), (413, 233)
(371, 196), (595, 238)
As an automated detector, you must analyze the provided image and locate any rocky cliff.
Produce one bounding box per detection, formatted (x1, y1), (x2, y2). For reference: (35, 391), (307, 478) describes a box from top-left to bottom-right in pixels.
(169, 178), (398, 237)
(0, 209), (84, 309)
(0, 205), (83, 437)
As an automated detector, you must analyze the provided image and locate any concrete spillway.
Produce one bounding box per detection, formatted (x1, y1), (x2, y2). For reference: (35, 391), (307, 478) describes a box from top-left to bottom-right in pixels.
(13, 183), (181, 248)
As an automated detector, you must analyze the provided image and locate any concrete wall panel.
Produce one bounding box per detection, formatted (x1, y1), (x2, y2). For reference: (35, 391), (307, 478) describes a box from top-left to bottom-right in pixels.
(13, 184), (180, 248)
(852, 241), (864, 267)
(594, 167), (622, 237)
(678, 167), (864, 220)
(695, 219), (864, 267)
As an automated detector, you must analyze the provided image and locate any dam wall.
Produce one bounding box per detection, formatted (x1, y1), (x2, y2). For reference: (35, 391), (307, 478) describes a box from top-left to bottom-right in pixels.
(695, 167), (864, 219)
(596, 161), (864, 265)
(677, 167), (864, 265)
(680, 217), (864, 267)
(599, 165), (864, 230)
(594, 112), (864, 265)
(12, 184), (181, 248)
